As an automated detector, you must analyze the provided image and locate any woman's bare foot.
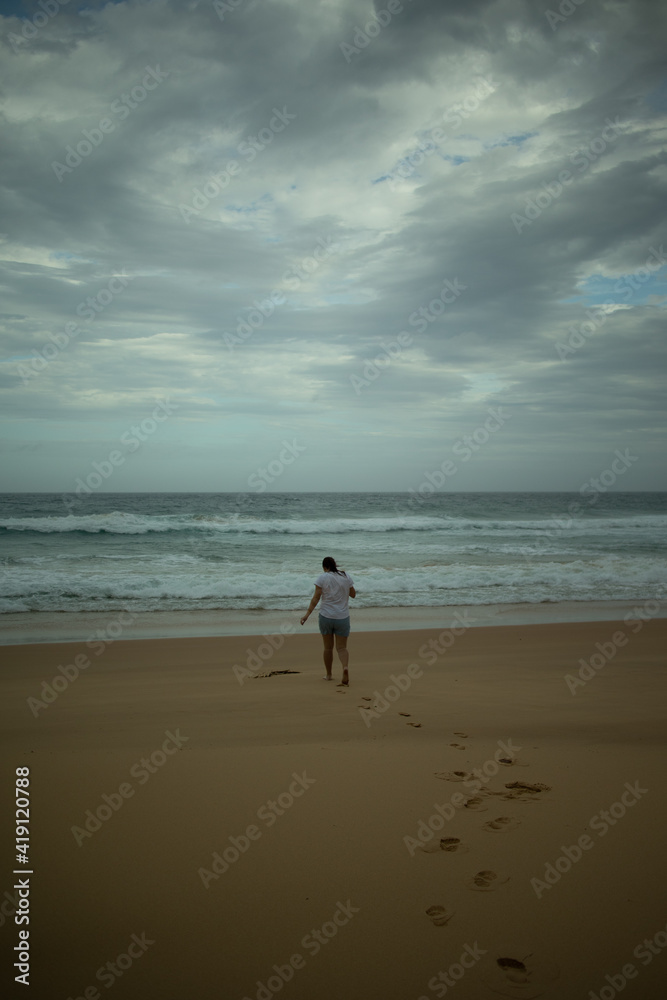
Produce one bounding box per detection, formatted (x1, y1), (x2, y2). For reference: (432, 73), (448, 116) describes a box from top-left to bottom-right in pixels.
(338, 669), (349, 687)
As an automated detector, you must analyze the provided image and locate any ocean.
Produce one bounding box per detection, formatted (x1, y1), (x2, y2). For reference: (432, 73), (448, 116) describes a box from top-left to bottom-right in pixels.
(1, 492), (666, 623)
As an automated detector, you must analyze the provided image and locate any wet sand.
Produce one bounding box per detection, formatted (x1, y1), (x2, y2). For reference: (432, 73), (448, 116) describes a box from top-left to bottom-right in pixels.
(1, 618), (666, 999)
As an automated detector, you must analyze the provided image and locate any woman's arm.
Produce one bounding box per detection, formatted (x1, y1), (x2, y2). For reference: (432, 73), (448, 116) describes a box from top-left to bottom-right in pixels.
(349, 586), (356, 598)
(300, 586), (322, 625)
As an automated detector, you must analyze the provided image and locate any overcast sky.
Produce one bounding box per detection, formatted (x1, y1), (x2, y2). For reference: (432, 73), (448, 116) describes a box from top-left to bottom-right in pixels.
(1, 0), (666, 493)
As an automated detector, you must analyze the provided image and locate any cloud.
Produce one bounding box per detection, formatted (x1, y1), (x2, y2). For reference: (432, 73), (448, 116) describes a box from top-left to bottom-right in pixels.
(0, 0), (665, 489)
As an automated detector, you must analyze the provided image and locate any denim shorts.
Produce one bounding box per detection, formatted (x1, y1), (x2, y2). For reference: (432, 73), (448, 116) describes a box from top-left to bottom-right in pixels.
(318, 615), (351, 637)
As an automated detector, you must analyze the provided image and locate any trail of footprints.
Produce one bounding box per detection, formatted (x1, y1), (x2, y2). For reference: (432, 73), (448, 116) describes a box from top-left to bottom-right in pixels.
(358, 696), (424, 727)
(356, 699), (555, 991)
(423, 732), (556, 996)
(355, 701), (555, 991)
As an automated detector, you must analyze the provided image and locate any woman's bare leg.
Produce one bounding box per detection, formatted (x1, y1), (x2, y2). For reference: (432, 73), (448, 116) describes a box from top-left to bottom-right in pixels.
(322, 635), (334, 678)
(335, 635), (349, 684)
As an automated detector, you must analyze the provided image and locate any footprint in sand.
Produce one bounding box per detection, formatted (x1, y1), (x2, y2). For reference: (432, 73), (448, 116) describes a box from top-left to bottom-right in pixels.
(465, 870), (510, 892)
(425, 904), (454, 926)
(453, 731), (469, 738)
(463, 795), (488, 811)
(497, 757), (529, 767)
(421, 837), (469, 854)
(449, 743), (466, 750)
(482, 954), (559, 998)
(361, 696), (372, 701)
(407, 722), (422, 728)
(482, 816), (521, 833)
(498, 958), (531, 983)
(507, 781), (550, 793)
(435, 770), (472, 782)
(500, 781), (551, 800)
(440, 837), (460, 851)
(399, 712), (411, 717)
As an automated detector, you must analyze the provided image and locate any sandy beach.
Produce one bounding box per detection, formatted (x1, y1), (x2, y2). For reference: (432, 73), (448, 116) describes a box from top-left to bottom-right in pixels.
(1, 617), (666, 999)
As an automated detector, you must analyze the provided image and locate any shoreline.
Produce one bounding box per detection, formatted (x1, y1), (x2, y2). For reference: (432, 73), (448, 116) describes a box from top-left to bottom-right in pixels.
(1, 598), (664, 646)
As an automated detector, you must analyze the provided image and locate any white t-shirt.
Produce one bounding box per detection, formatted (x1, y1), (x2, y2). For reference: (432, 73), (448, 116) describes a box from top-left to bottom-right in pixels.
(315, 570), (354, 619)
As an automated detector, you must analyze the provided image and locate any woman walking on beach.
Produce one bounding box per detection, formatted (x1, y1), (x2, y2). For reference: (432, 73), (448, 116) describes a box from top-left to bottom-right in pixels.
(301, 557), (355, 685)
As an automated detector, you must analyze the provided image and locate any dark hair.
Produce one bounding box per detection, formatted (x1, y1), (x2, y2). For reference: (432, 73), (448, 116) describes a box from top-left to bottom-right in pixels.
(322, 556), (344, 575)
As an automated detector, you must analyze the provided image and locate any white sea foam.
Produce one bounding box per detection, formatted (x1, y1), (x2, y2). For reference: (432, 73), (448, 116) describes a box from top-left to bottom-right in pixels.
(1, 553), (664, 614)
(2, 494), (665, 615)
(1, 510), (666, 535)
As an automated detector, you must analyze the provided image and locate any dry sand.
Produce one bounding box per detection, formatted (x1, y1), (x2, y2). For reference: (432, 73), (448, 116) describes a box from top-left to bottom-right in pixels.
(1, 618), (666, 999)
